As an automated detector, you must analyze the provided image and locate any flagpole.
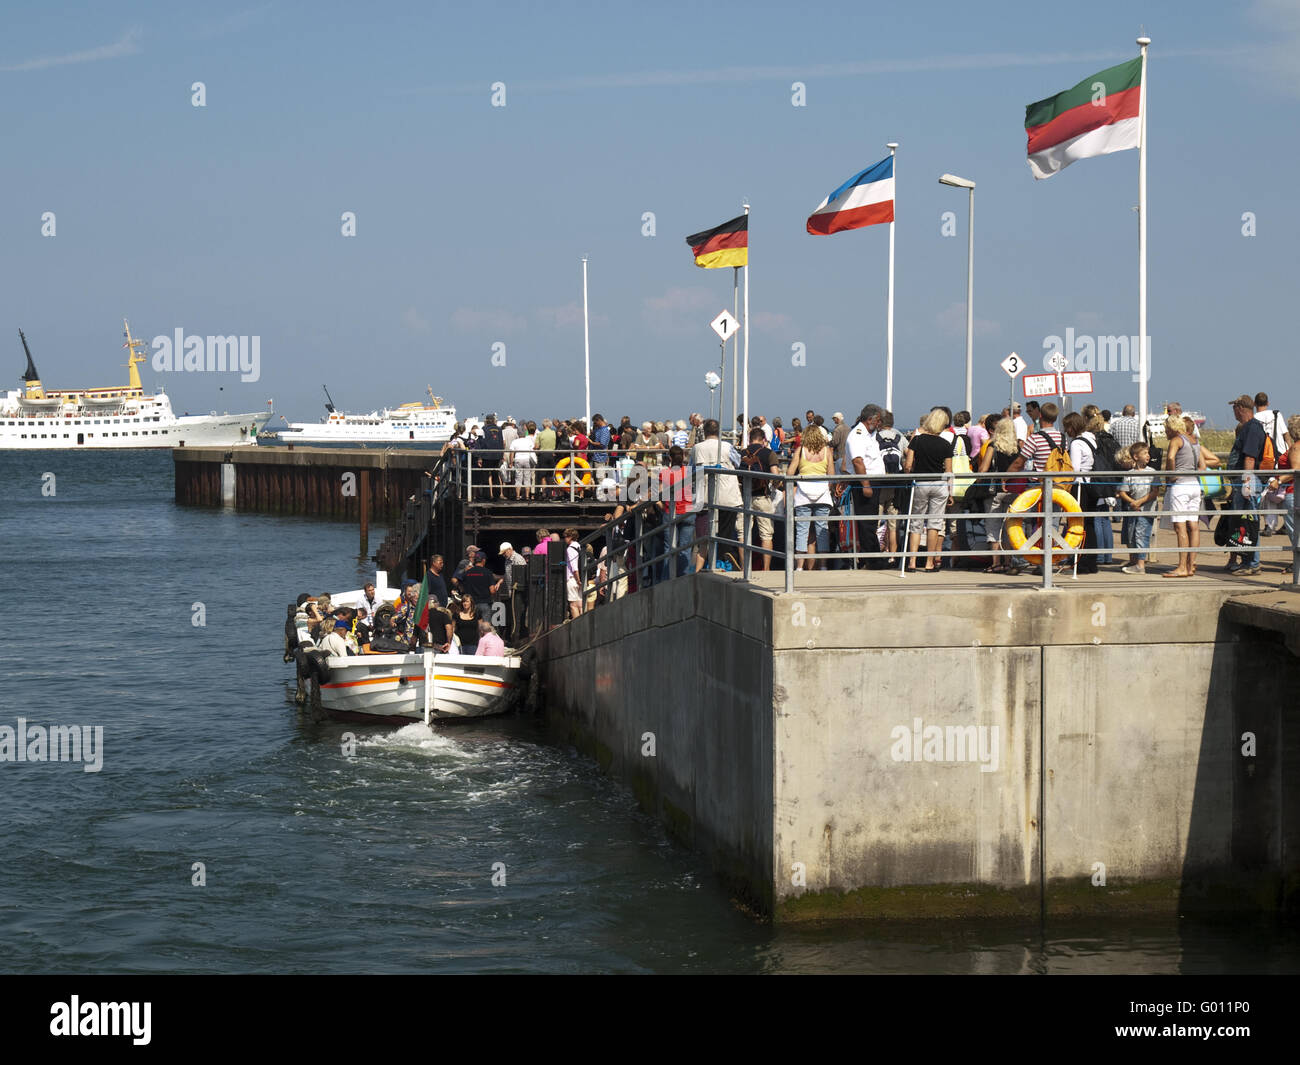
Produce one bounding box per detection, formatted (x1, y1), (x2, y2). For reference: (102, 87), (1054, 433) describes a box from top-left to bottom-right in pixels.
(1136, 37), (1150, 425)
(885, 143), (898, 413)
(732, 266), (739, 439)
(742, 202), (750, 435)
(582, 256), (591, 433)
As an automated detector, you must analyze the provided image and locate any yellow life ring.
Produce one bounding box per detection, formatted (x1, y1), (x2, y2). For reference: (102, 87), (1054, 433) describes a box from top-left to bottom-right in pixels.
(1004, 487), (1085, 563)
(554, 455), (592, 487)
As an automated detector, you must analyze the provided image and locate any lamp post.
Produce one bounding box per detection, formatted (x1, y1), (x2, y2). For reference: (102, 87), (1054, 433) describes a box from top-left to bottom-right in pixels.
(939, 174), (975, 413)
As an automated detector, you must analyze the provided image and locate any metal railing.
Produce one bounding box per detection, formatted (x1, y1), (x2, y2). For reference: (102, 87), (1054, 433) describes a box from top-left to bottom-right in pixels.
(546, 463), (1298, 603)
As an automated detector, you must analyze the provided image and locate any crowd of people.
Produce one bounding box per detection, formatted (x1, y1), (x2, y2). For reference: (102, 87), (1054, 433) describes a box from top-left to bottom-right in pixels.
(317, 391), (1295, 653)
(435, 392), (1293, 584)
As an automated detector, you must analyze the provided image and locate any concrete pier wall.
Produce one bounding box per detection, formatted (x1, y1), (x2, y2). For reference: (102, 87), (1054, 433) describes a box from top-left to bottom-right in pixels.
(534, 576), (1300, 921)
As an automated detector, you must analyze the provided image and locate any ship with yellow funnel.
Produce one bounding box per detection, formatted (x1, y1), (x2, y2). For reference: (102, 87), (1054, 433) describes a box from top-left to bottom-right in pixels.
(1, 321), (271, 450)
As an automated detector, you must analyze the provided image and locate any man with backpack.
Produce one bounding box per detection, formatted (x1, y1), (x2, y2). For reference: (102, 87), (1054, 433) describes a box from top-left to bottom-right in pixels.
(1254, 392), (1291, 536)
(739, 427), (779, 569)
(874, 410), (907, 563)
(474, 414), (505, 500)
(1005, 402), (1067, 572)
(1228, 395), (1267, 573)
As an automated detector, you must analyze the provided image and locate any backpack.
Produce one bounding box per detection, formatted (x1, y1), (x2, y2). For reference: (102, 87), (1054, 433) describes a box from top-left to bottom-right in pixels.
(1076, 437), (1120, 507)
(1036, 430), (1073, 491)
(876, 430), (903, 475)
(1260, 415), (1277, 471)
(739, 445), (771, 495)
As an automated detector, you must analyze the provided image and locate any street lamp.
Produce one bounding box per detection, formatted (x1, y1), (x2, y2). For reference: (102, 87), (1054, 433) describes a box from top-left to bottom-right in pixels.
(939, 173), (975, 413)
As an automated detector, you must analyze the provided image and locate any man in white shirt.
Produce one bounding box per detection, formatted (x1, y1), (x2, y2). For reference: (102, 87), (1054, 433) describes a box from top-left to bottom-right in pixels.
(691, 418), (742, 570)
(1013, 403), (1030, 442)
(1254, 392), (1291, 534)
(846, 404), (886, 567)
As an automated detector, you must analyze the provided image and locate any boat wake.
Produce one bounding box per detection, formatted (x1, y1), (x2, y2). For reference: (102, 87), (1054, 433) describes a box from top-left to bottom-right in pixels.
(358, 722), (472, 757)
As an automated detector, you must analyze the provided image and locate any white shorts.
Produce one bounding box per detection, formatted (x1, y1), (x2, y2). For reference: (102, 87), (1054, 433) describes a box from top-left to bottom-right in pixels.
(565, 575), (581, 602)
(1168, 483), (1200, 523)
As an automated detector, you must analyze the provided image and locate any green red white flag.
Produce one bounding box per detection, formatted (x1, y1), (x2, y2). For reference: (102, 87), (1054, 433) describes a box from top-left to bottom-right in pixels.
(415, 572), (430, 630)
(1025, 57), (1142, 180)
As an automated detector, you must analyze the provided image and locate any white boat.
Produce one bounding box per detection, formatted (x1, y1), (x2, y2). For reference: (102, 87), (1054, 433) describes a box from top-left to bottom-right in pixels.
(1, 322), (271, 450)
(274, 386), (457, 449)
(1145, 407), (1206, 438)
(287, 571), (522, 724)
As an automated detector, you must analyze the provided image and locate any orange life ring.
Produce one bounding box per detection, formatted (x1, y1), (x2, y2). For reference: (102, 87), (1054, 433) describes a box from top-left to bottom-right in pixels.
(554, 455), (592, 487)
(1004, 487), (1085, 563)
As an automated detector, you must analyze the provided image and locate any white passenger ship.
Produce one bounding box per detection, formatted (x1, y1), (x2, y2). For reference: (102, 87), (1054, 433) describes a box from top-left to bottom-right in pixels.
(1, 322), (271, 450)
(272, 386), (457, 449)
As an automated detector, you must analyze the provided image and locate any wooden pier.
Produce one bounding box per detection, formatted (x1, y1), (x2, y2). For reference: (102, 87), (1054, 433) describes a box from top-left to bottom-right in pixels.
(173, 445), (620, 581)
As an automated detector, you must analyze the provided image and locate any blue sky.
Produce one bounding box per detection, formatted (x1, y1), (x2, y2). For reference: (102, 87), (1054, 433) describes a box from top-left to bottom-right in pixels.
(3, 1), (1297, 428)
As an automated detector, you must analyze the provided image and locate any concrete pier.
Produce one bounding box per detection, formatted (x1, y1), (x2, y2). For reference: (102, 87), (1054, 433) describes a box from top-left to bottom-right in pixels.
(533, 571), (1300, 921)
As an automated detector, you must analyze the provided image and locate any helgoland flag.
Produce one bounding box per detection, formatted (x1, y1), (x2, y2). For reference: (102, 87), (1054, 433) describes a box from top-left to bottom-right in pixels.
(685, 214), (748, 269)
(806, 155), (894, 235)
(1025, 57), (1142, 180)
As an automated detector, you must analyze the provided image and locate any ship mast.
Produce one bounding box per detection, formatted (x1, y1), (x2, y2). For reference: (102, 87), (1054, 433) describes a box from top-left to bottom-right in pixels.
(122, 319), (147, 392)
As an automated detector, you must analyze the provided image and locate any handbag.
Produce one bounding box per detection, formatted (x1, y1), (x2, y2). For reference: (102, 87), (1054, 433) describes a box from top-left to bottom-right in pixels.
(951, 436), (975, 499)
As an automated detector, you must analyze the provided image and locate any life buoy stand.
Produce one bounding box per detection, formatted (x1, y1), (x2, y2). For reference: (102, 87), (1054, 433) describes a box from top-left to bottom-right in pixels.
(555, 455), (592, 487)
(1004, 487), (1085, 563)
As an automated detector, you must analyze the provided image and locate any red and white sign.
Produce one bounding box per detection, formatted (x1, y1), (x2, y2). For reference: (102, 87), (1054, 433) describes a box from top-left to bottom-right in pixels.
(1062, 371), (1093, 394)
(1023, 373), (1058, 398)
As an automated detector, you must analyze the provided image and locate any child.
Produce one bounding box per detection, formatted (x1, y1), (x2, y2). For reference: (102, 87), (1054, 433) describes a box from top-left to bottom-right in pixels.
(1118, 443), (1159, 574)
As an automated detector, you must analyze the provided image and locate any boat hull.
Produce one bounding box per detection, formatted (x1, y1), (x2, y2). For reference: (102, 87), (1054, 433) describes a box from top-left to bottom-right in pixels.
(316, 652), (521, 723)
(0, 411), (271, 450)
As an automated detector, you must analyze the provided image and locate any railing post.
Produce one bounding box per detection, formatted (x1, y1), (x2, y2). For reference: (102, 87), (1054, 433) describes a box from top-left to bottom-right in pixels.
(707, 468), (718, 571)
(466, 453), (473, 502)
(569, 450), (576, 503)
(1042, 475), (1054, 591)
(784, 477), (795, 593)
(742, 473), (753, 580)
(1291, 492), (1299, 589)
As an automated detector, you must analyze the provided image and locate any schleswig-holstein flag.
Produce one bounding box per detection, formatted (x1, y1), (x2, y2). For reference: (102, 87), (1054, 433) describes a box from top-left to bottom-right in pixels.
(806, 155), (895, 235)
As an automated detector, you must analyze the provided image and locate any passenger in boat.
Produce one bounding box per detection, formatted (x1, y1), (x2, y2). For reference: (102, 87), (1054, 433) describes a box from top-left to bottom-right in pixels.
(461, 551), (502, 617)
(425, 601), (454, 653)
(359, 582), (382, 623)
(453, 595), (480, 654)
(425, 555), (449, 607)
(319, 618), (356, 657)
(450, 544), (479, 592)
(474, 619), (506, 657)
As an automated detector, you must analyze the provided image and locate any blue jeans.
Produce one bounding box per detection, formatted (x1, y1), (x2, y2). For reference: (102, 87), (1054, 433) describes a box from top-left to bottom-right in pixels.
(657, 514), (692, 580)
(1130, 514), (1152, 562)
(1094, 511), (1114, 563)
(794, 503), (831, 554)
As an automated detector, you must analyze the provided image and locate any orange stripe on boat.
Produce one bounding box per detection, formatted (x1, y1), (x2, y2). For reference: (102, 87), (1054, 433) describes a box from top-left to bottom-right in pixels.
(322, 674), (511, 690)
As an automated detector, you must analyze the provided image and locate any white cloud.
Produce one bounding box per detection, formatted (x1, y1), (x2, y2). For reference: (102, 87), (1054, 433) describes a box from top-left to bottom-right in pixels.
(641, 286), (719, 335)
(1245, 0), (1300, 95)
(751, 310), (794, 334)
(1, 28), (142, 73)
(535, 301), (609, 328)
(450, 307), (527, 334)
(936, 300), (1000, 338)
(402, 45), (1257, 96)
(402, 307), (430, 333)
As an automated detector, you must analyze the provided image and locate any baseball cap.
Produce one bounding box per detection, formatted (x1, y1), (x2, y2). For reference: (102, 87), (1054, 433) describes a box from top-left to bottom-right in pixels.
(833, 412), (844, 420)
(499, 541), (513, 554)
(1230, 394), (1253, 409)
(333, 619), (350, 630)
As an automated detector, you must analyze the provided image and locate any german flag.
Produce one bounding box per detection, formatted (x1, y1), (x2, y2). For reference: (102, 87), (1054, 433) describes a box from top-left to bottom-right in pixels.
(685, 214), (747, 269)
